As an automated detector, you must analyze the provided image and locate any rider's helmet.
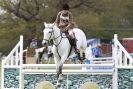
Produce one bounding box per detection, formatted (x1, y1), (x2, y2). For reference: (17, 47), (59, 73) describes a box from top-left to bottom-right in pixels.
(62, 3), (69, 10)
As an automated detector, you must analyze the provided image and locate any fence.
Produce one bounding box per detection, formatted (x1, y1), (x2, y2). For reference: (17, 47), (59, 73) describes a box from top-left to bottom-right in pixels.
(1, 34), (133, 89)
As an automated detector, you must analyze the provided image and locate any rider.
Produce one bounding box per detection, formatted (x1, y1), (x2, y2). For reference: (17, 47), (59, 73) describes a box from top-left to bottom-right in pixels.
(55, 3), (77, 50)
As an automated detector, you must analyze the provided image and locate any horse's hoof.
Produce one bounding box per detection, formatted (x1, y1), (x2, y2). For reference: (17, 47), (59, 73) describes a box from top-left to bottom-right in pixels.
(58, 74), (64, 81)
(56, 82), (61, 88)
(56, 84), (61, 88)
(58, 79), (63, 83)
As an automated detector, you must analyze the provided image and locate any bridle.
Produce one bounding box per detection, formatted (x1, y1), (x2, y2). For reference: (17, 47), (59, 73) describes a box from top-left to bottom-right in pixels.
(43, 24), (64, 59)
(43, 30), (52, 44)
(43, 25), (62, 46)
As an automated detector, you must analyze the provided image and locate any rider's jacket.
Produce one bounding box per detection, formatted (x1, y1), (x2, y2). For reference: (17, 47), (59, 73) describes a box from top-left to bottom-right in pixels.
(55, 10), (77, 32)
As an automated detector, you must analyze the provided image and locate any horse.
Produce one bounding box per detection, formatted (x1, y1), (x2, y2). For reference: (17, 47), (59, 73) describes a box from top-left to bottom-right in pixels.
(22, 47), (52, 64)
(38, 46), (53, 64)
(42, 22), (87, 87)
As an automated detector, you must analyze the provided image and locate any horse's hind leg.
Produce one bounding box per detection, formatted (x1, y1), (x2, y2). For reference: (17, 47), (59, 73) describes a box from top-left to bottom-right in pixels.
(76, 51), (82, 63)
(80, 52), (85, 63)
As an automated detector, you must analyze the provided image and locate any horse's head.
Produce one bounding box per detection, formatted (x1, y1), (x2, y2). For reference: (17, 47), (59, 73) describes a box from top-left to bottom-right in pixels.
(42, 22), (54, 46)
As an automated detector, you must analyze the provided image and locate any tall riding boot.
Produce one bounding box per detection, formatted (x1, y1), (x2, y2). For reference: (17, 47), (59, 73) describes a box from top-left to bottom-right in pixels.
(71, 38), (82, 62)
(71, 38), (77, 51)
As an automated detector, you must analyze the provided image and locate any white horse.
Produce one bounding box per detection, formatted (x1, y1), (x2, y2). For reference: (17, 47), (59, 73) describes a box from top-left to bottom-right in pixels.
(42, 22), (87, 86)
(22, 47), (52, 64)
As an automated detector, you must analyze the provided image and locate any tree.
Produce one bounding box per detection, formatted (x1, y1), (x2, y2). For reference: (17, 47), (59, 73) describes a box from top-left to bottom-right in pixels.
(0, 0), (133, 54)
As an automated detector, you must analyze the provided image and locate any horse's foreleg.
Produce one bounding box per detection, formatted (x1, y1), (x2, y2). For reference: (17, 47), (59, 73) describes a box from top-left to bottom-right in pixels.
(56, 56), (67, 87)
(56, 62), (63, 87)
(54, 56), (59, 73)
(57, 60), (64, 80)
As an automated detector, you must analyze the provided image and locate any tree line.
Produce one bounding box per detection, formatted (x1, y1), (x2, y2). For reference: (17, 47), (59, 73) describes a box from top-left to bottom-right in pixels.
(0, 0), (133, 54)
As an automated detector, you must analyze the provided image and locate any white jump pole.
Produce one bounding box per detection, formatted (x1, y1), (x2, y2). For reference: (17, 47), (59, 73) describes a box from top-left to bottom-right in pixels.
(19, 35), (24, 89)
(112, 34), (118, 89)
(1, 60), (5, 89)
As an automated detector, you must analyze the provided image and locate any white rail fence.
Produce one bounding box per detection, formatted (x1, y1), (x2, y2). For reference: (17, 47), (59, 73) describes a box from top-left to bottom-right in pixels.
(114, 35), (133, 68)
(22, 63), (114, 74)
(1, 34), (133, 89)
(112, 34), (133, 89)
(1, 35), (23, 89)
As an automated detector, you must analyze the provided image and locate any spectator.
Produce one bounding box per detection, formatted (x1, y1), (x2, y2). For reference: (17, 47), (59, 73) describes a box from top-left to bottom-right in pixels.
(85, 45), (93, 65)
(92, 45), (102, 58)
(85, 45), (93, 59)
(47, 46), (53, 59)
(30, 38), (38, 49)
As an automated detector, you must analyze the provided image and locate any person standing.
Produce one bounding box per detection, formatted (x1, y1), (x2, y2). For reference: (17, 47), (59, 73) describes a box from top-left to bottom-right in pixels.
(30, 38), (38, 49)
(92, 45), (103, 58)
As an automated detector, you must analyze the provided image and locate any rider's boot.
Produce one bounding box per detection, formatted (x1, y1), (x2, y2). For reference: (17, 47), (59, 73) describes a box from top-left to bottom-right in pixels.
(58, 74), (64, 82)
(71, 38), (77, 51)
(71, 38), (81, 62)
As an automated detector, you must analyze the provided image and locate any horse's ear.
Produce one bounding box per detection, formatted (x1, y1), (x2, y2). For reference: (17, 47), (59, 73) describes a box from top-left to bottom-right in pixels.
(44, 22), (47, 27)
